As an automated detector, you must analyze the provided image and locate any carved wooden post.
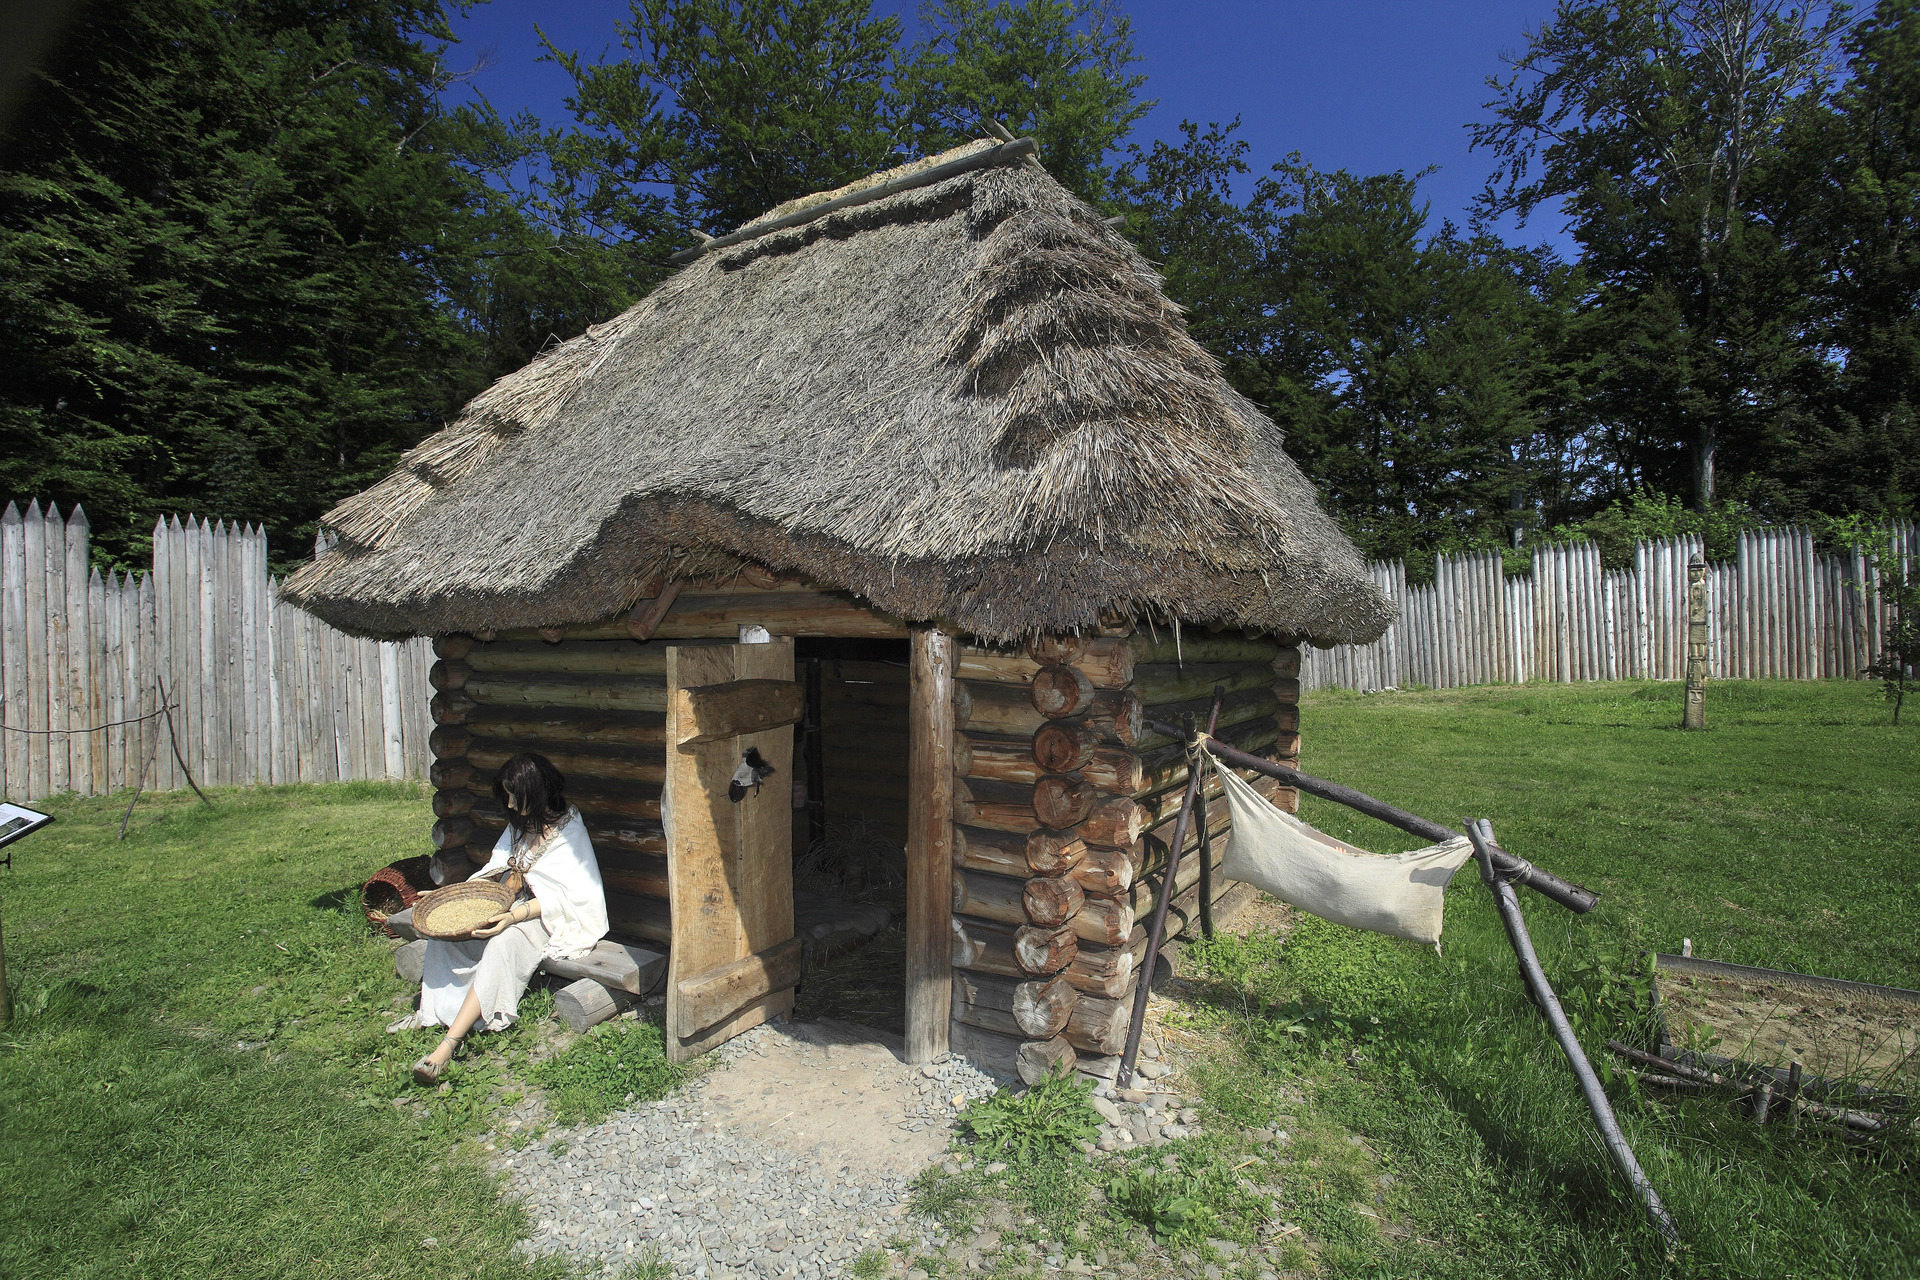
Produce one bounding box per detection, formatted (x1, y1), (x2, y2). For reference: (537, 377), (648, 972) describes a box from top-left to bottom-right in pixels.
(906, 625), (955, 1062)
(1683, 555), (1708, 730)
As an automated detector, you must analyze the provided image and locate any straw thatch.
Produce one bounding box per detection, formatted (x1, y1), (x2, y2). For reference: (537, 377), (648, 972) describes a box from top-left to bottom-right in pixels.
(286, 140), (1393, 645)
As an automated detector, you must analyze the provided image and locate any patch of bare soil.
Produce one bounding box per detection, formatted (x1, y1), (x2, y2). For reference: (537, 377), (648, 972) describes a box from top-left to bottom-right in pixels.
(1659, 971), (1920, 1085)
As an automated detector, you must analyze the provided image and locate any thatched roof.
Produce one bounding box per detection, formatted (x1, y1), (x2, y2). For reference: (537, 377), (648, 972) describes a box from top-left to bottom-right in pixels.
(286, 139), (1393, 645)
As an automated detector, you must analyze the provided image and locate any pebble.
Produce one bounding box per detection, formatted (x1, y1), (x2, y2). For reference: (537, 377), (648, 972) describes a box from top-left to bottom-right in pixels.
(490, 1023), (1002, 1277)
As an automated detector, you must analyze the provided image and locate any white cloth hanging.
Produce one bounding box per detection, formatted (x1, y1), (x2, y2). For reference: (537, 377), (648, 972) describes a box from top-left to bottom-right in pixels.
(1207, 749), (1474, 950)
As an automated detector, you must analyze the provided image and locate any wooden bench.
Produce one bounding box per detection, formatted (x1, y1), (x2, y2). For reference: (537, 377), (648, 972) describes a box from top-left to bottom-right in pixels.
(387, 907), (667, 1033)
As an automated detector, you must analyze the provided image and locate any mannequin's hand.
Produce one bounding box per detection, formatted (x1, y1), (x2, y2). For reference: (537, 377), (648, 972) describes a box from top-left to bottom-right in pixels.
(471, 910), (515, 939)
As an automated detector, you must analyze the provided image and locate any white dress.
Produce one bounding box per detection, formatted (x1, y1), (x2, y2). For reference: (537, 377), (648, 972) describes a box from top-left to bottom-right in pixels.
(408, 809), (609, 1031)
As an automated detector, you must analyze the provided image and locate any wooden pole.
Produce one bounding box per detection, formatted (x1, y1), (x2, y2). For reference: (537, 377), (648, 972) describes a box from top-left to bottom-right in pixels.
(905, 625), (955, 1064)
(1117, 687), (1223, 1088)
(1467, 820), (1678, 1248)
(1165, 723), (1598, 914)
(1683, 555), (1708, 730)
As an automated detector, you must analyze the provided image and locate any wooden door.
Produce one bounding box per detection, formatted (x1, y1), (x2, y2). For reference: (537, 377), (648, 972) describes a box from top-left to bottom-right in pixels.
(663, 640), (807, 1062)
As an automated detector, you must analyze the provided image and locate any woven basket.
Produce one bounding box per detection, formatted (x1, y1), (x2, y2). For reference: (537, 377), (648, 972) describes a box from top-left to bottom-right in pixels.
(361, 856), (438, 937)
(411, 880), (516, 941)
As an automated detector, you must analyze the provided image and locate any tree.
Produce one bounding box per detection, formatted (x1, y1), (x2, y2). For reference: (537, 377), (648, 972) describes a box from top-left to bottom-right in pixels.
(897, 0), (1152, 203)
(1473, 0), (1851, 512)
(0, 0), (529, 567)
(1771, 0), (1920, 518)
(543, 0), (905, 242)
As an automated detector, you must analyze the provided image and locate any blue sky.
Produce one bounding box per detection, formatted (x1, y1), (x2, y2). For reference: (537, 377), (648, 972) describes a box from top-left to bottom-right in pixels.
(442, 0), (1570, 252)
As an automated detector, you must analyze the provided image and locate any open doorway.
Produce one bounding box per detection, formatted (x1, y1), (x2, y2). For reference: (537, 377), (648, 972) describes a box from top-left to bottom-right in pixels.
(789, 637), (913, 1034)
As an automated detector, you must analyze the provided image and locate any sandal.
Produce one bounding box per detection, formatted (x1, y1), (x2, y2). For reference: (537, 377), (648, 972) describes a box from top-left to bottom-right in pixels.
(412, 1036), (459, 1085)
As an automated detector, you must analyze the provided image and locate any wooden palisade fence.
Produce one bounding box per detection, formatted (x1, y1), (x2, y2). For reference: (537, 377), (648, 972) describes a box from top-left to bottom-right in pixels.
(1303, 524), (1918, 693)
(0, 501), (432, 802)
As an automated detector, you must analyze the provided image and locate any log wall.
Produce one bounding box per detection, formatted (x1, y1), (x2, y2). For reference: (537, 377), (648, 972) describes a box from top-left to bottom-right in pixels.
(948, 627), (1301, 1081)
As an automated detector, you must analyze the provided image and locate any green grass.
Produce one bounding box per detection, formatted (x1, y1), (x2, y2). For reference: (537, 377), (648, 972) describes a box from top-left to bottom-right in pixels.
(0, 783), (572, 1280)
(1177, 679), (1919, 1279)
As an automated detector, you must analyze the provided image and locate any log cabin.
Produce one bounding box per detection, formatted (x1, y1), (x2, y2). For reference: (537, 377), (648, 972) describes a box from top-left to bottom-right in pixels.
(285, 138), (1392, 1076)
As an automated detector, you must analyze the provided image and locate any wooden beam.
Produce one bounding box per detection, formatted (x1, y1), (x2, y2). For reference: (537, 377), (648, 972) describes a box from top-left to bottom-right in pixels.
(674, 934), (804, 1035)
(905, 625), (956, 1064)
(672, 678), (805, 745)
(626, 580), (684, 641)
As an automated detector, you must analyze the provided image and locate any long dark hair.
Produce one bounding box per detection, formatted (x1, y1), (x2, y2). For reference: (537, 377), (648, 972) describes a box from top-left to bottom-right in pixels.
(493, 752), (568, 849)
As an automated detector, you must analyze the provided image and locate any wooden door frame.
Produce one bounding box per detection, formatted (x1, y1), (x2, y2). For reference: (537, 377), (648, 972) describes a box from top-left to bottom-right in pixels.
(903, 624), (954, 1063)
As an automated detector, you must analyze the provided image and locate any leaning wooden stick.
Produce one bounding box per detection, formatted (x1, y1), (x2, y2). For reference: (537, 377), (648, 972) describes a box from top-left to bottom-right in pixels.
(1117, 687), (1224, 1088)
(1154, 725), (1597, 914)
(1469, 820), (1678, 1246)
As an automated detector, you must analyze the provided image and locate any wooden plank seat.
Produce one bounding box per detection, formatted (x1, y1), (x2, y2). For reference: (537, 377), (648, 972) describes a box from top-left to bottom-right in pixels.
(387, 907), (668, 1032)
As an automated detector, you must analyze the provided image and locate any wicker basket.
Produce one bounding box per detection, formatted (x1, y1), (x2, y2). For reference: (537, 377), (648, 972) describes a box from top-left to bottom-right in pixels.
(411, 880), (516, 941)
(361, 856), (438, 937)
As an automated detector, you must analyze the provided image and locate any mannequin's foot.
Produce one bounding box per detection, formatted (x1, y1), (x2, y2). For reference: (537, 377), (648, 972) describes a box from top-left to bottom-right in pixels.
(412, 1035), (460, 1085)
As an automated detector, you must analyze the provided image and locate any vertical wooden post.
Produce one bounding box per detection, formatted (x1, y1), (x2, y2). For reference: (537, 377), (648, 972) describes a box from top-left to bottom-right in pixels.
(1683, 555), (1709, 730)
(905, 624), (955, 1064)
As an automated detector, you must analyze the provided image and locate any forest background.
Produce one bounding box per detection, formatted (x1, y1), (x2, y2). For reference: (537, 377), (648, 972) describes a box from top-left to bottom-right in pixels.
(2, 0), (1915, 581)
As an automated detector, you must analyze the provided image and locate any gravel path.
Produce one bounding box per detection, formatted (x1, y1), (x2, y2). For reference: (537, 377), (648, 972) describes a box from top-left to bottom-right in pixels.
(491, 1018), (1004, 1278)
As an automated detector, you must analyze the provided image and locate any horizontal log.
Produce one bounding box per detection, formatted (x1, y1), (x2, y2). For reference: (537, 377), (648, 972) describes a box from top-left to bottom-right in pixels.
(1272, 646), (1302, 679)
(950, 868), (1026, 926)
(1133, 685), (1284, 750)
(605, 891), (671, 944)
(1016, 1035), (1077, 1087)
(1033, 774), (1095, 828)
(1067, 893), (1130, 947)
(1028, 634), (1085, 664)
(1069, 847), (1135, 896)
(1136, 716), (1288, 795)
(554, 977), (638, 1034)
(654, 591), (909, 639)
(950, 1019), (1023, 1077)
(1137, 755), (1287, 827)
(952, 824), (1027, 878)
(673, 678), (805, 744)
(959, 639), (1135, 689)
(448, 706), (668, 752)
(1063, 993), (1131, 1056)
(429, 660), (469, 692)
(955, 682), (1141, 747)
(954, 733), (1044, 787)
(464, 674), (668, 714)
(432, 787), (474, 818)
(431, 692), (475, 725)
(951, 970), (1080, 1041)
(1075, 794), (1148, 849)
(676, 935), (805, 1035)
(1133, 662), (1276, 706)
(1127, 632), (1280, 664)
(466, 806), (668, 859)
(1063, 934), (1139, 999)
(1031, 664), (1095, 717)
(430, 758), (474, 789)
(461, 777), (663, 823)
(598, 853), (671, 900)
(951, 916), (1024, 978)
(1016, 922), (1078, 976)
(951, 776), (1040, 833)
(1031, 718), (1101, 773)
(431, 816), (473, 850)
(464, 638), (668, 677)
(433, 634), (475, 660)
(953, 825), (1085, 877)
(1022, 874), (1084, 927)
(465, 739), (665, 787)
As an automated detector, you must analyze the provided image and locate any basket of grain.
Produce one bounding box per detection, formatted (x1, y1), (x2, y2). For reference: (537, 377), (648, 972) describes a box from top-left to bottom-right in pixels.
(411, 880), (516, 941)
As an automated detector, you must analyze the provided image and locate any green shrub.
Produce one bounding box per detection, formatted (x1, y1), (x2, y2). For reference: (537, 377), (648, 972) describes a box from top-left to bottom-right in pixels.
(528, 1018), (685, 1124)
(958, 1067), (1100, 1163)
(1105, 1167), (1218, 1244)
